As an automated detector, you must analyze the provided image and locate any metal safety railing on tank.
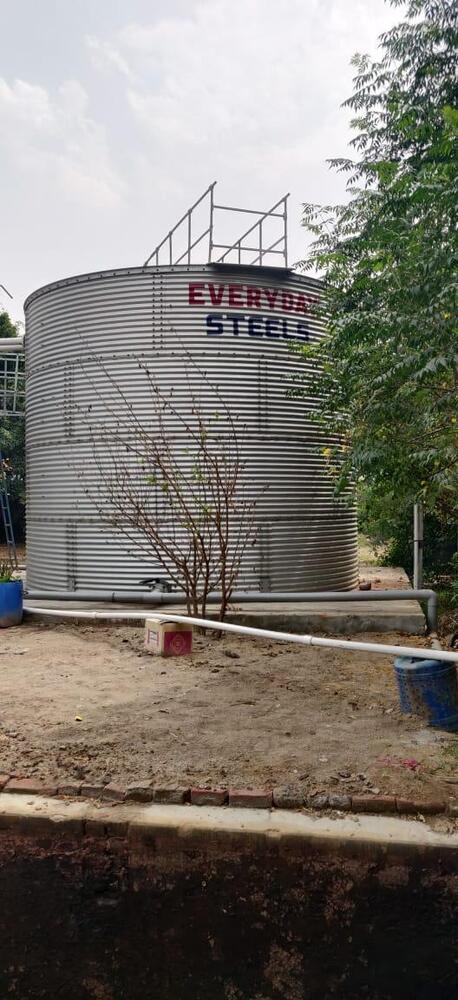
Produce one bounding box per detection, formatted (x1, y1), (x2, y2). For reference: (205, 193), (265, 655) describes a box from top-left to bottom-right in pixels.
(144, 181), (289, 269)
(0, 336), (25, 568)
(0, 353), (25, 416)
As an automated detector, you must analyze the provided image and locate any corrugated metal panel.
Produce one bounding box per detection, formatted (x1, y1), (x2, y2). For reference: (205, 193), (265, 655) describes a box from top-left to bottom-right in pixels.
(25, 264), (358, 592)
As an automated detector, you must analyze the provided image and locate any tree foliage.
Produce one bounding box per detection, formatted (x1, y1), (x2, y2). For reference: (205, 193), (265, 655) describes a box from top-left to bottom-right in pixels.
(358, 481), (456, 574)
(0, 311), (19, 339)
(295, 0), (457, 524)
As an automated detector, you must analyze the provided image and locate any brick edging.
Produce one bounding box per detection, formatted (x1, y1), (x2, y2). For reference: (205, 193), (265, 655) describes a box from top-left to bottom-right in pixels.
(0, 776), (456, 817)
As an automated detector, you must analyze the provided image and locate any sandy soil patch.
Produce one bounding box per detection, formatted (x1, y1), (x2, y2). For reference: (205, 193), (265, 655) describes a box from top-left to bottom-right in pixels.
(0, 621), (456, 799)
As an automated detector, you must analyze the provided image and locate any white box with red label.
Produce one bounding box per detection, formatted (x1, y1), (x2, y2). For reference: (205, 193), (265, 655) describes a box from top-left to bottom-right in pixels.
(144, 618), (193, 657)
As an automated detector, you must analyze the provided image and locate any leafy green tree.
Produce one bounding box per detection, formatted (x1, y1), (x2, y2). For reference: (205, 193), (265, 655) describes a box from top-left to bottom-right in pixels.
(359, 481), (456, 575)
(295, 0), (457, 527)
(0, 311), (25, 542)
(0, 311), (19, 339)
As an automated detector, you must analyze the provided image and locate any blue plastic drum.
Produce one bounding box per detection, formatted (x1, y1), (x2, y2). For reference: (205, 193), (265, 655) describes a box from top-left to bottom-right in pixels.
(0, 580), (23, 627)
(394, 656), (458, 732)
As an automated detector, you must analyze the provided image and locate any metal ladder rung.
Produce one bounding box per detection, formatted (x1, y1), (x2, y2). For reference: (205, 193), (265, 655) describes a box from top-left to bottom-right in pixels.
(0, 450), (18, 569)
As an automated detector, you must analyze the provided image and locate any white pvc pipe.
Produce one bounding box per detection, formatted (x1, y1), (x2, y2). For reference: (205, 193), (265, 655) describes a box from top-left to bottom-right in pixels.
(24, 604), (458, 663)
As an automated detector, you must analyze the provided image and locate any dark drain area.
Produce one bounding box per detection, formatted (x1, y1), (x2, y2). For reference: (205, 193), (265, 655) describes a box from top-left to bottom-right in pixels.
(0, 826), (456, 999)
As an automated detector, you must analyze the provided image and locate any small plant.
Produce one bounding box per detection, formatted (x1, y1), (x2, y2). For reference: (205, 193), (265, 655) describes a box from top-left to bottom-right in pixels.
(77, 353), (262, 621)
(0, 562), (15, 583)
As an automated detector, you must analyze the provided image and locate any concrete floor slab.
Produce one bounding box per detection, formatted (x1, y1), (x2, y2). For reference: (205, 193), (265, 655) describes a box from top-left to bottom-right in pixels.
(27, 565), (426, 635)
(24, 564), (426, 634)
(24, 596), (426, 634)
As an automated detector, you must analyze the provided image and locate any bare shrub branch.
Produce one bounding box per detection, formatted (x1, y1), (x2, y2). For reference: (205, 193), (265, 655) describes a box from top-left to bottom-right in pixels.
(75, 350), (261, 619)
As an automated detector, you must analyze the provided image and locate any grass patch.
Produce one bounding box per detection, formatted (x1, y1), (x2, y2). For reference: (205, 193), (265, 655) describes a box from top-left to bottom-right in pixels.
(443, 741), (458, 761)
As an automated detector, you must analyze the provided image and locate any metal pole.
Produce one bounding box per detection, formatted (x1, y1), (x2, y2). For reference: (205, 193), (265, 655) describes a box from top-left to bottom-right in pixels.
(283, 195), (289, 267)
(413, 502), (424, 590)
(208, 184), (214, 262)
(0, 450), (18, 569)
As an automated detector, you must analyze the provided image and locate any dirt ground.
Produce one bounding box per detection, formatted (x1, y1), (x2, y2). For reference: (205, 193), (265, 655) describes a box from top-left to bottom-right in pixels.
(0, 620), (457, 801)
(0, 544), (26, 570)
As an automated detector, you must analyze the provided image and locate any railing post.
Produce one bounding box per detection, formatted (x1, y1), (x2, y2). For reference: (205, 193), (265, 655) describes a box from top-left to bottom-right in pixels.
(283, 196), (288, 267)
(413, 502), (424, 590)
(259, 220), (263, 264)
(208, 184), (214, 262)
(187, 212), (191, 264)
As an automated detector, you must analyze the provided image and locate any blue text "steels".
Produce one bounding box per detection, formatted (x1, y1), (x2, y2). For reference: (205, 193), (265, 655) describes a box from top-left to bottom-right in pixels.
(206, 313), (310, 341)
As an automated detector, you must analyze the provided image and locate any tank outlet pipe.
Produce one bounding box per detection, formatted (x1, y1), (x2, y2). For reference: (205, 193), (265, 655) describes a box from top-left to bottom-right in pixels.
(23, 604), (458, 664)
(24, 588), (438, 632)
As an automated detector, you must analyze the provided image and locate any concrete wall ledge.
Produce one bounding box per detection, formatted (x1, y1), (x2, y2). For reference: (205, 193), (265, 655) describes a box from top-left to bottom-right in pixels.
(1, 793), (457, 860)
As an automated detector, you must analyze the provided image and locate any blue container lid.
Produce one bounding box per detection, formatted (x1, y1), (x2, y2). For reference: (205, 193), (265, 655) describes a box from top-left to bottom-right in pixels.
(394, 656), (453, 675)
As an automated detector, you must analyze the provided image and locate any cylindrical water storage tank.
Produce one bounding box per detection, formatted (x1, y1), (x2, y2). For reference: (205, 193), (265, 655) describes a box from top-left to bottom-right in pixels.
(24, 264), (358, 593)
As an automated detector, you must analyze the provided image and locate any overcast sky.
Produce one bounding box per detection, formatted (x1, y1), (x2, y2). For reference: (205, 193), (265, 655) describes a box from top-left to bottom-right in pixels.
(0, 0), (397, 324)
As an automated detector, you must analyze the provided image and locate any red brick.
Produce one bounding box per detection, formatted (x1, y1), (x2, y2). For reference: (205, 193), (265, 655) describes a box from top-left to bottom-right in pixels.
(0, 774), (10, 791)
(80, 784), (105, 799)
(307, 794), (329, 810)
(125, 783), (154, 803)
(190, 788), (228, 806)
(396, 797), (445, 815)
(272, 786), (304, 809)
(101, 783), (126, 802)
(417, 799), (446, 815)
(4, 778), (57, 797)
(57, 783), (82, 797)
(352, 795), (397, 814)
(153, 786), (190, 805)
(328, 794), (352, 811)
(396, 798), (422, 815)
(228, 789), (273, 809)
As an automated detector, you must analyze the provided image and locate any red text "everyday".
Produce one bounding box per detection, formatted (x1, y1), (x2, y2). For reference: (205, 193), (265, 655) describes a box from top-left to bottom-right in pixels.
(188, 283), (318, 314)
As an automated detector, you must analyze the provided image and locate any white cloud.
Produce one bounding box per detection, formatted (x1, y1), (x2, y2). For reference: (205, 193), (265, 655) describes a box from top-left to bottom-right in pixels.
(86, 36), (136, 82)
(0, 0), (397, 320)
(85, 0), (393, 247)
(115, 0), (387, 149)
(0, 76), (124, 208)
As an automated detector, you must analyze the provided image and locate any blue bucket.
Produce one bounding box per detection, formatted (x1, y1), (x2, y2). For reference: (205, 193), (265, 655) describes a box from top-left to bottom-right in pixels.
(0, 580), (23, 628)
(394, 656), (458, 732)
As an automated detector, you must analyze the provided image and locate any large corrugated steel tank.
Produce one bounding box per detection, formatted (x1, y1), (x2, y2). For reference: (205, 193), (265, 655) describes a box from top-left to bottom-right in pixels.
(24, 264), (358, 592)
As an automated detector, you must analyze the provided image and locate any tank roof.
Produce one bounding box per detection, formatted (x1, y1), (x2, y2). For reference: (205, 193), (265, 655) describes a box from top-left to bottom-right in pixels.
(24, 262), (323, 311)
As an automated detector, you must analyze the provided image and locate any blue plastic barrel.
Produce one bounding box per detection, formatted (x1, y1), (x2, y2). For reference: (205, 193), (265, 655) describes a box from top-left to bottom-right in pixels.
(394, 656), (458, 732)
(0, 580), (23, 627)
